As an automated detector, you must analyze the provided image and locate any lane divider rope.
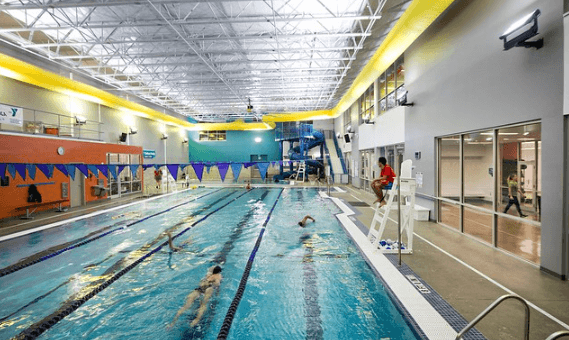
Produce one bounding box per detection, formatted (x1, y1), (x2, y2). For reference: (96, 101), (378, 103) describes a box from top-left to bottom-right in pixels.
(1, 190), (237, 323)
(0, 188), (225, 277)
(297, 190), (324, 339)
(217, 188), (284, 340)
(12, 189), (255, 340)
(186, 190), (270, 338)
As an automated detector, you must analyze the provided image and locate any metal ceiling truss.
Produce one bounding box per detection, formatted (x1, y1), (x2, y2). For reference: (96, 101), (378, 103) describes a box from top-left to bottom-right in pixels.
(0, 0), (407, 123)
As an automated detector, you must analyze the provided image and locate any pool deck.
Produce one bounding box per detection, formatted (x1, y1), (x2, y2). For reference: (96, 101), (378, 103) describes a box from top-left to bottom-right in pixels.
(1, 184), (568, 339)
(332, 185), (569, 340)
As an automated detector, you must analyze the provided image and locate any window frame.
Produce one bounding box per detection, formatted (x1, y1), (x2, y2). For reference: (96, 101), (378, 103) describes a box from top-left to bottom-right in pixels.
(199, 130), (227, 141)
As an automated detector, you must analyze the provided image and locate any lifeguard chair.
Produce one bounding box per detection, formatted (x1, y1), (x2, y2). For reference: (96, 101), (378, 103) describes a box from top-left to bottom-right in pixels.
(367, 160), (416, 254)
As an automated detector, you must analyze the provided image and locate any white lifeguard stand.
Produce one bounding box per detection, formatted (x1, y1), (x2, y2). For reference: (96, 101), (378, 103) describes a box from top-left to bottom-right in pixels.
(367, 159), (416, 254)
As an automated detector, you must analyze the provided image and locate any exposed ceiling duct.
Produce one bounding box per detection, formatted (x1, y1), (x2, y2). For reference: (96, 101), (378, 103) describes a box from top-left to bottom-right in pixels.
(0, 0), (411, 123)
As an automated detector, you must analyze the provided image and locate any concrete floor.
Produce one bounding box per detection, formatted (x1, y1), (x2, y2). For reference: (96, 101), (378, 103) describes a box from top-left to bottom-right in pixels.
(0, 193), (146, 238)
(1, 184), (568, 339)
(332, 185), (569, 340)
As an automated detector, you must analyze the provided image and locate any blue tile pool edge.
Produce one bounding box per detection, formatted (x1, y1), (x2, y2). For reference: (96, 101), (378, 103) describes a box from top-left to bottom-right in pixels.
(383, 254), (487, 340)
(327, 193), (487, 340)
(342, 205), (486, 339)
(323, 193), (428, 339)
(323, 192), (458, 339)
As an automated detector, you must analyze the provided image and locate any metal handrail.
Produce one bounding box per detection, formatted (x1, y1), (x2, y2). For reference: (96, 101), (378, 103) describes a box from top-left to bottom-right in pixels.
(322, 141), (335, 183)
(1, 103), (104, 140)
(331, 132), (348, 174)
(546, 331), (569, 340)
(455, 294), (530, 340)
(416, 192), (542, 227)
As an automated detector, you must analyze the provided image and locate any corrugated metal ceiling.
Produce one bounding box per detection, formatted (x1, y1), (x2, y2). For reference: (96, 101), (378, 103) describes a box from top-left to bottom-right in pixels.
(0, 0), (411, 122)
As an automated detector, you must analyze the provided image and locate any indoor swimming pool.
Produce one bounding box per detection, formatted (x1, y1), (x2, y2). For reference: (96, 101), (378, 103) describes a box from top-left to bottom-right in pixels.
(0, 187), (421, 339)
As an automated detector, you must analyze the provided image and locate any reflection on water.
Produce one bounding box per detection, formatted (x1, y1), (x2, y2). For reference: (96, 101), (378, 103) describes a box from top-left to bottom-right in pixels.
(28, 232), (42, 246)
(0, 188), (418, 340)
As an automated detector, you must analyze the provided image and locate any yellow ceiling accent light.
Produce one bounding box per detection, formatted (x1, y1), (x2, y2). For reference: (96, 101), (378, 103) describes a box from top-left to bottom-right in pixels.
(0, 0), (455, 129)
(262, 110), (334, 123)
(240, 0), (457, 123)
(187, 120), (276, 131)
(0, 52), (195, 130)
(332, 0), (457, 117)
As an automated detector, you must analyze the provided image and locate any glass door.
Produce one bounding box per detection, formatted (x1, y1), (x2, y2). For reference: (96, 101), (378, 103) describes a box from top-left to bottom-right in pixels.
(131, 154), (142, 193)
(107, 153), (141, 197)
(118, 154), (131, 195)
(107, 153), (120, 198)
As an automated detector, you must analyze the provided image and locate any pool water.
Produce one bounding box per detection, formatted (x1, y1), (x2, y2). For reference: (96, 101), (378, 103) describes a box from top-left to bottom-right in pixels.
(0, 187), (419, 339)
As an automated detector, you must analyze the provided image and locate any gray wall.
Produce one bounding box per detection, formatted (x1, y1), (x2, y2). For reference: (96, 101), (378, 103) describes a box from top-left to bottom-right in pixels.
(100, 108), (188, 165)
(313, 119), (334, 131)
(0, 40), (189, 124)
(405, 0), (564, 275)
(0, 73), (190, 166)
(565, 13), (569, 115)
(0, 39), (190, 166)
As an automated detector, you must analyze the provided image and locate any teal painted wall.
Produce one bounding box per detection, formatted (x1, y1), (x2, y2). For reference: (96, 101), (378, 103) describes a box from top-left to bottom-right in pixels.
(187, 130), (281, 162)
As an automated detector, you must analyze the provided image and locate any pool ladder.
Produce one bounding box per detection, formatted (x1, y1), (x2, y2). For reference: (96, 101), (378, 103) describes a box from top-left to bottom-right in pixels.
(546, 330), (569, 339)
(457, 293), (569, 340)
(295, 161), (307, 182)
(456, 294), (530, 340)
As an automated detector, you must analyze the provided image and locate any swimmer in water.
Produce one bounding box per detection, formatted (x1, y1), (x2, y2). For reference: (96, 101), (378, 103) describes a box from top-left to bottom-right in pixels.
(298, 215), (315, 227)
(168, 265), (223, 328)
(166, 232), (183, 252)
(166, 231), (193, 252)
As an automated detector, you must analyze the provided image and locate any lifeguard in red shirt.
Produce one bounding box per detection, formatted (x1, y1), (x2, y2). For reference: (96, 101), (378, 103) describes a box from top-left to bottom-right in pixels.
(371, 157), (396, 207)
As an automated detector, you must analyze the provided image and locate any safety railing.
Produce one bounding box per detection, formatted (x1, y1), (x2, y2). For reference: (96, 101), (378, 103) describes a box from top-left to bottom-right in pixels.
(0, 104), (104, 141)
(456, 294), (530, 340)
(546, 331), (569, 340)
(332, 133), (347, 174)
(416, 192), (542, 227)
(322, 141), (334, 183)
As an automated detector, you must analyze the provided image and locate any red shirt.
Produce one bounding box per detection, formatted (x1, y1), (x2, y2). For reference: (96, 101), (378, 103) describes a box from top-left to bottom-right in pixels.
(380, 165), (396, 184)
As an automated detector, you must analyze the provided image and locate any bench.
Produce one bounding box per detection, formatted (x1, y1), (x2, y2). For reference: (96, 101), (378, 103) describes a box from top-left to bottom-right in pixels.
(15, 199), (69, 219)
(91, 185), (107, 197)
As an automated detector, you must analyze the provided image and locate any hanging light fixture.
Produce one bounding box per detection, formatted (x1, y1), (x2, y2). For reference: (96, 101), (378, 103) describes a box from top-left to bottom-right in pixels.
(247, 98), (253, 113)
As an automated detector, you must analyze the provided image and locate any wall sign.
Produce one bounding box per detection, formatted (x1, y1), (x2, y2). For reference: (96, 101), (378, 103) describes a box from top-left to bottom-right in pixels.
(143, 150), (156, 159)
(0, 104), (23, 127)
(61, 182), (69, 198)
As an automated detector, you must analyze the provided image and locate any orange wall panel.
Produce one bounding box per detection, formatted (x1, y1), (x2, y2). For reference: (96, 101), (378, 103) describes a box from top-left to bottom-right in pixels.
(0, 134), (142, 219)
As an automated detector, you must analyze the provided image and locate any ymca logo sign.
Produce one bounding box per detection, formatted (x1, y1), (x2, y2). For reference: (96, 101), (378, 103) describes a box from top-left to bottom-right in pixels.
(0, 104), (23, 127)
